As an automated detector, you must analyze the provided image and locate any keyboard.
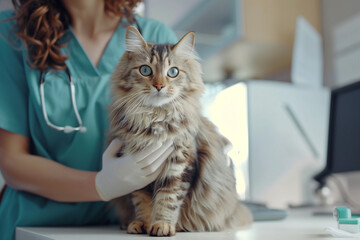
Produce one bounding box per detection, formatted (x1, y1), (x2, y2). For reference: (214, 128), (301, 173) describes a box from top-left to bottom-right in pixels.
(243, 201), (289, 221)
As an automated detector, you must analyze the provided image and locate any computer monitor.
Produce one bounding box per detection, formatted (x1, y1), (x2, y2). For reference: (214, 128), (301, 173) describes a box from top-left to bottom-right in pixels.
(314, 80), (360, 185)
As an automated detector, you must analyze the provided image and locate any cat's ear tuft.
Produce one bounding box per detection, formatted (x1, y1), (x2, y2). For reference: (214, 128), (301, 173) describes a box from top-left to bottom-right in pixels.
(174, 32), (199, 60)
(125, 26), (147, 53)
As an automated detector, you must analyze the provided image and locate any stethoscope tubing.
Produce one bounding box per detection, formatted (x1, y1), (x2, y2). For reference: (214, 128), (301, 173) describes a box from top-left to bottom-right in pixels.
(39, 68), (86, 133)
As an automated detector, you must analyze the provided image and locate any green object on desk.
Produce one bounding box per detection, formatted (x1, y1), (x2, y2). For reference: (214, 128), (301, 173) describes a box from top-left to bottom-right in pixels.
(334, 206), (360, 233)
(339, 219), (359, 225)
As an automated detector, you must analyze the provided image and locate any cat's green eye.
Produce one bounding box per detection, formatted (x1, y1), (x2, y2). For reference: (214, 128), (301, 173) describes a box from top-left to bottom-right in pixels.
(139, 65), (152, 76)
(167, 67), (179, 78)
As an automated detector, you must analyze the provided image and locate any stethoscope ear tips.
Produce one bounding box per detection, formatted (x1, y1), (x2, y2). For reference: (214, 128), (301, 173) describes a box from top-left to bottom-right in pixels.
(80, 127), (87, 133)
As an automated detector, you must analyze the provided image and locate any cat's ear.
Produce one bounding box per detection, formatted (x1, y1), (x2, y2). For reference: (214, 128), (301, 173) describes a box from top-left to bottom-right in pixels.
(125, 26), (147, 53)
(173, 32), (198, 59)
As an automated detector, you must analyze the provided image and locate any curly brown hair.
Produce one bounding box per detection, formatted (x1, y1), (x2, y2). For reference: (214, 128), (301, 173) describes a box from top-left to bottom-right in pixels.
(9, 0), (142, 71)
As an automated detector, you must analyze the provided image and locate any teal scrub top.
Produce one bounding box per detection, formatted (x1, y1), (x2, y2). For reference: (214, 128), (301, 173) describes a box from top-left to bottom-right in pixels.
(0, 10), (178, 240)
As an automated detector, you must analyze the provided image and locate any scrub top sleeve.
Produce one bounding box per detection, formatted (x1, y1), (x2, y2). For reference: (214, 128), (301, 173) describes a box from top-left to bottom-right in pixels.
(0, 11), (29, 137)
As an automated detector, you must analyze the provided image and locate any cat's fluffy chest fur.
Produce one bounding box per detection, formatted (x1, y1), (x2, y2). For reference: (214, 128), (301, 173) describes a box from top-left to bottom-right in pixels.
(112, 99), (200, 151)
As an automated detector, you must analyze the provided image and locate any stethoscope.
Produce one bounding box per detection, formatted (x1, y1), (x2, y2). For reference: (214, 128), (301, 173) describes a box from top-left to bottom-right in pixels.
(40, 68), (87, 134)
(39, 16), (142, 134)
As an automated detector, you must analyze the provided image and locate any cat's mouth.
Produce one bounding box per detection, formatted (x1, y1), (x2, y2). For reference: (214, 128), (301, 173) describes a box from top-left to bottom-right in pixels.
(155, 91), (166, 97)
(144, 91), (172, 107)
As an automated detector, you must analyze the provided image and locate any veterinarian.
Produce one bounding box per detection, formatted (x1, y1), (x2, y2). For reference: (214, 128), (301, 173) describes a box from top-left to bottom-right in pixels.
(0, 0), (177, 239)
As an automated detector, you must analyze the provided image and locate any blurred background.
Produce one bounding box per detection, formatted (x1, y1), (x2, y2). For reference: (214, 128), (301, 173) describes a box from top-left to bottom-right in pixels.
(1, 0), (359, 211)
(142, 0), (359, 88)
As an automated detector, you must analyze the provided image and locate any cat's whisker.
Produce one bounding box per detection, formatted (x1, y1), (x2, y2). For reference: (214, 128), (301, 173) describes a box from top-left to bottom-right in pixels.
(111, 93), (146, 127)
(122, 93), (142, 108)
(112, 95), (138, 113)
(111, 96), (136, 115)
(125, 95), (147, 116)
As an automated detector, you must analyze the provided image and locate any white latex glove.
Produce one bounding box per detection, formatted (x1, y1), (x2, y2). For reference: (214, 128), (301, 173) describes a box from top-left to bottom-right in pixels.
(95, 138), (174, 201)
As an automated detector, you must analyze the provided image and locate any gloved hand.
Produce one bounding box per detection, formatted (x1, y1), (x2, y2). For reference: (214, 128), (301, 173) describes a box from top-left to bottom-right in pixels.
(95, 138), (174, 201)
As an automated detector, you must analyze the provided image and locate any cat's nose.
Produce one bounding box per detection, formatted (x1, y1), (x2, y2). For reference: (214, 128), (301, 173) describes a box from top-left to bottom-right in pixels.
(153, 84), (165, 91)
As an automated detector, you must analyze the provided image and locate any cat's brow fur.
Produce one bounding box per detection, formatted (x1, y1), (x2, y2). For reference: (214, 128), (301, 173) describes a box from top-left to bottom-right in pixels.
(109, 26), (252, 236)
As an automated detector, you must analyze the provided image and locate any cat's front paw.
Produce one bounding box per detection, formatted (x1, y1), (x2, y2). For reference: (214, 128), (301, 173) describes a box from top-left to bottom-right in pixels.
(149, 221), (176, 236)
(127, 220), (148, 234)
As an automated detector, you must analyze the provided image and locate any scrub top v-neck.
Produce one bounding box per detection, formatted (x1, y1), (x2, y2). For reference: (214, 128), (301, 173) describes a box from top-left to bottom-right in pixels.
(0, 10), (178, 240)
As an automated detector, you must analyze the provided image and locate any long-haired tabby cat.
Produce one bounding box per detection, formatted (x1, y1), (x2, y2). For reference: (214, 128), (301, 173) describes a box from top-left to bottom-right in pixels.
(108, 26), (252, 236)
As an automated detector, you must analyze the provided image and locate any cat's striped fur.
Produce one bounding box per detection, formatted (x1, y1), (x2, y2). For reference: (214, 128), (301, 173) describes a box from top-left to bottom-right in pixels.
(109, 26), (252, 236)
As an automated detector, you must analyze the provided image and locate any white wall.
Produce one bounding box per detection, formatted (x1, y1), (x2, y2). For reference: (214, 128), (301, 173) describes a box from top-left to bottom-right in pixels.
(0, 0), (12, 11)
(322, 0), (360, 88)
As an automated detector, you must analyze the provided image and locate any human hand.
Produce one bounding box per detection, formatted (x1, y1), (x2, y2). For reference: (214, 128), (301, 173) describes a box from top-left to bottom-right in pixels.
(95, 138), (174, 201)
